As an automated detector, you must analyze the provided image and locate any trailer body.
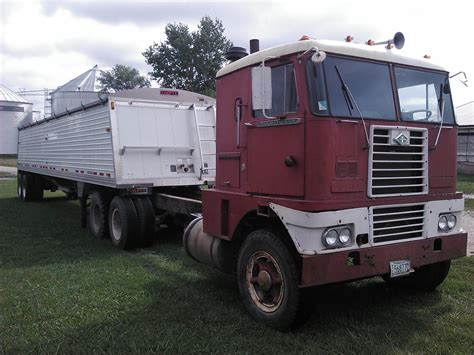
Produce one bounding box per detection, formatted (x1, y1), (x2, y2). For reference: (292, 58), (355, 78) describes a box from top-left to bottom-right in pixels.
(18, 88), (216, 189)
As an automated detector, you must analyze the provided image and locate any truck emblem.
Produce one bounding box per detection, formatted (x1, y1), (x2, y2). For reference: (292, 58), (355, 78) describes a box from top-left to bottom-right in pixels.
(394, 133), (409, 145)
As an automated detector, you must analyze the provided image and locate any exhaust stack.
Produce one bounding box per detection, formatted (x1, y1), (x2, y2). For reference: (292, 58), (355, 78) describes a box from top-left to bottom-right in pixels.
(250, 39), (260, 54)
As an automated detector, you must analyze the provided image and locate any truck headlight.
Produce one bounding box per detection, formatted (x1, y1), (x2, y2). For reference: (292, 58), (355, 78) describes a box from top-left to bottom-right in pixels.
(438, 215), (448, 231)
(338, 228), (351, 245)
(447, 215), (457, 229)
(438, 214), (457, 232)
(322, 226), (353, 248)
(323, 229), (338, 247)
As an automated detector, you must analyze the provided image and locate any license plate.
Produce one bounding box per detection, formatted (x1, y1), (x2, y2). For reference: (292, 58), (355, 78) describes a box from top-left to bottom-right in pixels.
(389, 260), (412, 278)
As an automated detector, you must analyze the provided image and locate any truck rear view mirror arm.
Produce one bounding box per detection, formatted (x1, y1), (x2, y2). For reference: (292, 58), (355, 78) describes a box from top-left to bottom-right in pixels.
(251, 56), (277, 119)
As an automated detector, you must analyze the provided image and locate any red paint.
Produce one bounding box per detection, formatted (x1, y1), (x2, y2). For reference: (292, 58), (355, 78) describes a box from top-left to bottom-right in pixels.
(300, 233), (467, 287)
(201, 50), (464, 289)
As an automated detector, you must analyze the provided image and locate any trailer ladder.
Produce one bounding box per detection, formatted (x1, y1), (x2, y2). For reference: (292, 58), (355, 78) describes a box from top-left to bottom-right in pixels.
(191, 104), (216, 180)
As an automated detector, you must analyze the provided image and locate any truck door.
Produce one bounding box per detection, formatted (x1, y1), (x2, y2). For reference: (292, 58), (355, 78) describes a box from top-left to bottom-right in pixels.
(245, 62), (305, 197)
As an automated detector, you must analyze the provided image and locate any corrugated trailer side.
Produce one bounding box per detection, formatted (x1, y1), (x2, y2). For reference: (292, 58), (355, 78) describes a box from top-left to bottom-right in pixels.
(18, 101), (116, 187)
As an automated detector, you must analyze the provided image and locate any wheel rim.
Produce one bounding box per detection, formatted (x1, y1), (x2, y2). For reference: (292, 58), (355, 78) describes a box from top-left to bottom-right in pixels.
(91, 202), (101, 232)
(246, 251), (284, 313)
(111, 208), (122, 242)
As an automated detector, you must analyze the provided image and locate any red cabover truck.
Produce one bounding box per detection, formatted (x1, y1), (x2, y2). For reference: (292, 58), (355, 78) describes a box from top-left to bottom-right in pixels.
(183, 34), (468, 329)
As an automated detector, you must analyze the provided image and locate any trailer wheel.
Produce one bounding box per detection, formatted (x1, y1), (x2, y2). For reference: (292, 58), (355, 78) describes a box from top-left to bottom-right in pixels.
(108, 196), (138, 250)
(31, 175), (44, 201)
(20, 173), (34, 202)
(17, 172), (23, 199)
(132, 196), (155, 247)
(89, 191), (110, 239)
(383, 260), (451, 291)
(237, 229), (305, 330)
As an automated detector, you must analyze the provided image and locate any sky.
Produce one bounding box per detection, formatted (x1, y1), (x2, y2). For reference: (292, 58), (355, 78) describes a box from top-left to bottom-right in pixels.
(0, 0), (473, 119)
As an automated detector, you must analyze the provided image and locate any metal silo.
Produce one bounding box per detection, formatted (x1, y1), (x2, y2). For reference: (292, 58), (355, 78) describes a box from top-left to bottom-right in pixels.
(0, 84), (33, 155)
(50, 65), (103, 116)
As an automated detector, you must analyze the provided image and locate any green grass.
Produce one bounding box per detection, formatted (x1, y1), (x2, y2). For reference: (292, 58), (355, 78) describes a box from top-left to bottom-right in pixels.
(0, 179), (473, 353)
(458, 174), (474, 195)
(465, 199), (474, 210)
(0, 156), (17, 167)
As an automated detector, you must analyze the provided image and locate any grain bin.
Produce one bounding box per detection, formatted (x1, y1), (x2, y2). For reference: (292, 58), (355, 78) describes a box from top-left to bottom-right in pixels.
(0, 84), (32, 155)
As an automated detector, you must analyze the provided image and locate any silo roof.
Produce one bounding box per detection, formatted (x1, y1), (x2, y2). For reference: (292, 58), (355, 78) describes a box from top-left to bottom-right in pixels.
(0, 84), (31, 104)
(51, 65), (102, 94)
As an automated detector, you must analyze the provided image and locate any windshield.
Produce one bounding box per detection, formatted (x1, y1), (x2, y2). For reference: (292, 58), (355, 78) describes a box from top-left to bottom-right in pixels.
(307, 55), (396, 120)
(307, 55), (455, 124)
(394, 66), (455, 124)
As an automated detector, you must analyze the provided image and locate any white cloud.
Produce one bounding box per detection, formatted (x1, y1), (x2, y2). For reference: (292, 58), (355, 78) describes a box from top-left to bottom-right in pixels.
(0, 0), (472, 117)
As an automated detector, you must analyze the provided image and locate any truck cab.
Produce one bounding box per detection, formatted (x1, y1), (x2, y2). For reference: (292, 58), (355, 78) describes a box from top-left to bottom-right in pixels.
(185, 37), (468, 329)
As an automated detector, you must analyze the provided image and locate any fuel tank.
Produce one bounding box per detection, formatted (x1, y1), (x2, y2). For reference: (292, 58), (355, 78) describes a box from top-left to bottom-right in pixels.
(183, 217), (233, 273)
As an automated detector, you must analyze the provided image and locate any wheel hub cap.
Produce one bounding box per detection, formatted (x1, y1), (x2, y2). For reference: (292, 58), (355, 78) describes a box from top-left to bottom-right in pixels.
(257, 270), (272, 291)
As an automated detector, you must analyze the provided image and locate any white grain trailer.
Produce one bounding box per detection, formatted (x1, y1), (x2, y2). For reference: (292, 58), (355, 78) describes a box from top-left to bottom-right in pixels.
(17, 88), (216, 249)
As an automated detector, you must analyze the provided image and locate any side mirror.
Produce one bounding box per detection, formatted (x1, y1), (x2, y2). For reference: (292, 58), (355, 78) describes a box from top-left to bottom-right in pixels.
(251, 66), (272, 111)
(311, 50), (326, 64)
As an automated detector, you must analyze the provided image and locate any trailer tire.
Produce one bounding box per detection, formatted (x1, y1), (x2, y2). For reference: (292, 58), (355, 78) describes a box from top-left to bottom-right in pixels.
(132, 196), (155, 247)
(108, 196), (139, 250)
(31, 175), (44, 201)
(17, 172), (23, 199)
(89, 191), (110, 239)
(383, 260), (451, 291)
(20, 173), (34, 202)
(237, 229), (307, 330)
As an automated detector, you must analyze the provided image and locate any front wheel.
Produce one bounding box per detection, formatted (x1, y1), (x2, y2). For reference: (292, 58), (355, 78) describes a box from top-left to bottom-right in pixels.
(383, 260), (451, 291)
(237, 229), (306, 330)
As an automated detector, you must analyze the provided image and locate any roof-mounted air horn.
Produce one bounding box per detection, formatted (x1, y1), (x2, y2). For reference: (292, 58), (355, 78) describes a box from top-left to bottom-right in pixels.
(366, 32), (405, 50)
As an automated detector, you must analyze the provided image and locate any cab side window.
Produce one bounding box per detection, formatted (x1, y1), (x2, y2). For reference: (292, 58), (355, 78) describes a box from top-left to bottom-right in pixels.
(254, 63), (298, 118)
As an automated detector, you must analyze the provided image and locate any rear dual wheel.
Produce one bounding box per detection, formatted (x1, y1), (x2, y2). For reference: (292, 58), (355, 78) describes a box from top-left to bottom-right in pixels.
(108, 196), (155, 249)
(17, 172), (43, 201)
(89, 191), (110, 239)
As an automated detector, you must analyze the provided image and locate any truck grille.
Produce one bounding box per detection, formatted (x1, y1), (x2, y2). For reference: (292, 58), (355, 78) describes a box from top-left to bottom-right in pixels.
(369, 126), (428, 197)
(370, 204), (425, 244)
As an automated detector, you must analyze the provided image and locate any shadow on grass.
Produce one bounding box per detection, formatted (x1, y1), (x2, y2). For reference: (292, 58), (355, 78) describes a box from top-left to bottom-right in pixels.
(0, 196), (120, 269)
(23, 251), (451, 353)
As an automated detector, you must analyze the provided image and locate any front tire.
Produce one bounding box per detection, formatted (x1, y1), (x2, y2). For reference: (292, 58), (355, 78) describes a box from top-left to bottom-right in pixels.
(237, 229), (305, 330)
(108, 196), (138, 250)
(383, 260), (451, 291)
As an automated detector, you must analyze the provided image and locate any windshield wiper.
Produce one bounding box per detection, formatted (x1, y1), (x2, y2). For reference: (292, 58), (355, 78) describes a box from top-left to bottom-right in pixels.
(334, 65), (370, 148)
(432, 82), (446, 150)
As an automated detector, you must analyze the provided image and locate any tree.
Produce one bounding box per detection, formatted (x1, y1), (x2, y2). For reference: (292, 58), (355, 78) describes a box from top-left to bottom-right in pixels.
(142, 16), (232, 97)
(98, 64), (151, 92)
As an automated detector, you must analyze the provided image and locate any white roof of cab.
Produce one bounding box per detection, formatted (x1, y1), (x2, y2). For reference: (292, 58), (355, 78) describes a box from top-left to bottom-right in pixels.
(217, 39), (447, 78)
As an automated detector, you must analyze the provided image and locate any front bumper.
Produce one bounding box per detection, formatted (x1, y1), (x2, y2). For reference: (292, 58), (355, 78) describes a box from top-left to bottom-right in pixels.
(300, 233), (467, 287)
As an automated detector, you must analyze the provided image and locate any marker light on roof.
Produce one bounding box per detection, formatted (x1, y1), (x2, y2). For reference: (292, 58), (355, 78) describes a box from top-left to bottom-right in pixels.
(366, 39), (375, 46)
(345, 35), (354, 42)
(299, 34), (310, 41)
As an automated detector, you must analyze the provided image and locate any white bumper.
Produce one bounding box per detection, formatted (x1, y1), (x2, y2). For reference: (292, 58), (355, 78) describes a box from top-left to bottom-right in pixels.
(269, 198), (464, 255)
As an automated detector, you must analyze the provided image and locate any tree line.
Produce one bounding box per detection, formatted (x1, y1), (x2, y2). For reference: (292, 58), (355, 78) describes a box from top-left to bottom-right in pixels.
(98, 16), (232, 97)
